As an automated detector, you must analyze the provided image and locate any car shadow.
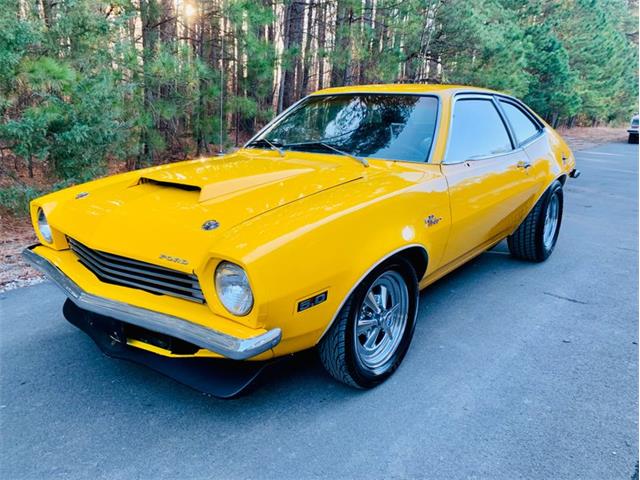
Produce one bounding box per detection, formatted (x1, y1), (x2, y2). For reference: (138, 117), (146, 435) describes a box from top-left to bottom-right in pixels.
(4, 240), (525, 416)
(232, 240), (522, 401)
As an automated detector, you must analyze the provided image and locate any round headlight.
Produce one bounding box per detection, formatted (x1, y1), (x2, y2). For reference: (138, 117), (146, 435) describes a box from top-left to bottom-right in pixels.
(215, 261), (253, 316)
(37, 208), (53, 243)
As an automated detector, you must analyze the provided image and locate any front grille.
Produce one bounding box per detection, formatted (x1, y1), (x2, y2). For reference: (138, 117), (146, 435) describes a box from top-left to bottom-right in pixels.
(68, 238), (205, 303)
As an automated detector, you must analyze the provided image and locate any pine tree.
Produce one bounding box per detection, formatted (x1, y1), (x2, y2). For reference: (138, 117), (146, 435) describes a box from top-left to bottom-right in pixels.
(0, 0), (637, 214)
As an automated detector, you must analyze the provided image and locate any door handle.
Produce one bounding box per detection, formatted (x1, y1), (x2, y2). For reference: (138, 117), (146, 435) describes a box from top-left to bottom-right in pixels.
(517, 160), (532, 169)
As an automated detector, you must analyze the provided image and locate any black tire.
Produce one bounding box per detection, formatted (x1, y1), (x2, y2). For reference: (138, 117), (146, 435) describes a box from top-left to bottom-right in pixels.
(318, 257), (419, 388)
(629, 134), (639, 144)
(508, 180), (563, 262)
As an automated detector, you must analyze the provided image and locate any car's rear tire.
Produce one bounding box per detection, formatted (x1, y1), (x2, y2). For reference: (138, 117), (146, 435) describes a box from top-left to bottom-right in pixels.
(318, 257), (418, 388)
(507, 180), (563, 262)
(629, 133), (639, 144)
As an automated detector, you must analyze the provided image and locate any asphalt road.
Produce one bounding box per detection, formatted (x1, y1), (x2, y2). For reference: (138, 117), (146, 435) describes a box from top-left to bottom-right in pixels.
(1, 141), (638, 480)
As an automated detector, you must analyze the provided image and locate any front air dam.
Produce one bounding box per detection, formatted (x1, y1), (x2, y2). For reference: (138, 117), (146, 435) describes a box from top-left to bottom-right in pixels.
(62, 299), (281, 398)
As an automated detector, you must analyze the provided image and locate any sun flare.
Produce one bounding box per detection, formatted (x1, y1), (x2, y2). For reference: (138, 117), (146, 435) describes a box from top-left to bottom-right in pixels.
(184, 3), (196, 19)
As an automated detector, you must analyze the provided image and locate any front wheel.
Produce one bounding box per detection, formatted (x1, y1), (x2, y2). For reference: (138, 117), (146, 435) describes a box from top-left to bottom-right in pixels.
(508, 180), (563, 262)
(318, 258), (418, 388)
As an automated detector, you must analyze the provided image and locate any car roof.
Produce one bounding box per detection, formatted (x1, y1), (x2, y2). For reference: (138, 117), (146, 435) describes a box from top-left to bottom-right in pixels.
(311, 83), (502, 97)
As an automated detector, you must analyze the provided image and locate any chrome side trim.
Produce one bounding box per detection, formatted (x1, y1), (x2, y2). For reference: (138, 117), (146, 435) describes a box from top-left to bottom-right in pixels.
(22, 246), (281, 360)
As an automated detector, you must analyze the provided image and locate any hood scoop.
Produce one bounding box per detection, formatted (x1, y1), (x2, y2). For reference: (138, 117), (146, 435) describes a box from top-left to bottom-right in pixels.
(131, 153), (363, 209)
(137, 177), (201, 192)
(138, 168), (326, 204)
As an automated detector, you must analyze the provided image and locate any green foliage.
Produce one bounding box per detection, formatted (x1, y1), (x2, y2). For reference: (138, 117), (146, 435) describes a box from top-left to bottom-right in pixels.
(0, 5), (39, 94)
(21, 57), (77, 92)
(523, 24), (581, 122)
(0, 178), (76, 214)
(2, 108), (51, 163)
(0, 185), (44, 214)
(557, 0), (639, 122)
(435, 0), (531, 96)
(0, 0), (637, 202)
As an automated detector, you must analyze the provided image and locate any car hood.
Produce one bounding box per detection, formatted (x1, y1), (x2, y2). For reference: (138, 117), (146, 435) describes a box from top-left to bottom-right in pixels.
(53, 150), (364, 270)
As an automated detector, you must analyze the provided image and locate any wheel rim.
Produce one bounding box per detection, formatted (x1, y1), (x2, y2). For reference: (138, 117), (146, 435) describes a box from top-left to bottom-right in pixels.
(354, 270), (409, 373)
(543, 193), (559, 250)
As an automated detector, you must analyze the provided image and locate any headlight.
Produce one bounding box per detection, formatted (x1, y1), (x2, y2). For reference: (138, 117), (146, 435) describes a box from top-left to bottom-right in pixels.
(215, 261), (253, 316)
(37, 208), (53, 243)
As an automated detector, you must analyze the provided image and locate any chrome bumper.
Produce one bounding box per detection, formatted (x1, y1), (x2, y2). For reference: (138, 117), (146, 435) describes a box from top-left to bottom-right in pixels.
(22, 246), (281, 360)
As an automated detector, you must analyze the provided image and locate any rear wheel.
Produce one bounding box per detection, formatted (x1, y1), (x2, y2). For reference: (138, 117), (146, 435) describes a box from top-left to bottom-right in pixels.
(629, 133), (639, 144)
(318, 258), (418, 388)
(508, 180), (563, 262)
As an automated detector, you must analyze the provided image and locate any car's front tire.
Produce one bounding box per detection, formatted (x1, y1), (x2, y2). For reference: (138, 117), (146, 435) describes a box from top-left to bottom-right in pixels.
(508, 180), (563, 262)
(629, 133), (639, 144)
(318, 257), (418, 388)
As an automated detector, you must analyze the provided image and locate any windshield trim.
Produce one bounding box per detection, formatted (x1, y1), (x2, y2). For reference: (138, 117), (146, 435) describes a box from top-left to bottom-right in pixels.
(244, 92), (442, 165)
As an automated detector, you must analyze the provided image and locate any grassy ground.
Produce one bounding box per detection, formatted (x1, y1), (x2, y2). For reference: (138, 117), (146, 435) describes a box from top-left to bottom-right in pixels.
(0, 127), (630, 291)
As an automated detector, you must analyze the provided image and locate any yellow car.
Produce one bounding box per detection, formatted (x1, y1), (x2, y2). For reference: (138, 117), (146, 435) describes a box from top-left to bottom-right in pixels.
(23, 84), (579, 394)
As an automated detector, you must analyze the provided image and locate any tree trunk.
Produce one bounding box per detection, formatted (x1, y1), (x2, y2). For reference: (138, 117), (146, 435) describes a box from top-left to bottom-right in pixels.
(281, 0), (305, 110)
(317, 1), (327, 90)
(137, 0), (160, 168)
(277, 4), (289, 113)
(358, 0), (373, 84)
(331, 1), (352, 87)
(300, 1), (314, 96)
(196, 5), (208, 155)
(158, 0), (177, 155)
(41, 0), (54, 29)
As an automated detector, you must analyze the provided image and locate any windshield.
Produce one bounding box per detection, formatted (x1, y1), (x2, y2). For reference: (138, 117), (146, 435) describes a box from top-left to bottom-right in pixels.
(254, 94), (439, 163)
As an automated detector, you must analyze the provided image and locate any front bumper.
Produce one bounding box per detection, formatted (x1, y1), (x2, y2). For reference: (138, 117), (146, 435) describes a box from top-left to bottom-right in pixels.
(22, 246), (281, 360)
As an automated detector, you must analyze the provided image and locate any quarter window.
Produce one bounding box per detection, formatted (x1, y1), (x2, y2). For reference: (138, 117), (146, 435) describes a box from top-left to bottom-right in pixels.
(445, 99), (512, 163)
(499, 100), (540, 144)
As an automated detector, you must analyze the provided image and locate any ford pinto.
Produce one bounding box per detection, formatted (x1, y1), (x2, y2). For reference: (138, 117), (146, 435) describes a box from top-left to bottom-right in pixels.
(24, 84), (579, 393)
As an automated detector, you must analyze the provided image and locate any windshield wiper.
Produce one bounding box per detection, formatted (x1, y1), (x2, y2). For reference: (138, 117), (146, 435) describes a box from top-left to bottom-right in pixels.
(283, 141), (369, 167)
(246, 138), (284, 157)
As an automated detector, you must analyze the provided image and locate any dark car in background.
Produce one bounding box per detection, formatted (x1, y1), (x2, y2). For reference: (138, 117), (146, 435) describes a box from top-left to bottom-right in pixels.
(628, 114), (638, 143)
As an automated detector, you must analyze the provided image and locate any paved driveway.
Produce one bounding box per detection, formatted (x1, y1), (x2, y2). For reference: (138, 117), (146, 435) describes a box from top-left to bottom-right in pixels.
(1, 141), (637, 479)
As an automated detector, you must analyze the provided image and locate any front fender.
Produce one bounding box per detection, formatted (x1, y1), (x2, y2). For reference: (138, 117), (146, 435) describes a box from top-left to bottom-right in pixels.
(210, 168), (449, 356)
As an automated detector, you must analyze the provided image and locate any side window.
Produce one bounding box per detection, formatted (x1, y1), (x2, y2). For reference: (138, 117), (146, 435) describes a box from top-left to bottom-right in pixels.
(499, 100), (540, 144)
(445, 99), (513, 163)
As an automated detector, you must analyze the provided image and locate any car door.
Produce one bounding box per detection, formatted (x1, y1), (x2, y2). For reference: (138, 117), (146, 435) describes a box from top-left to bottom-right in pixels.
(496, 97), (551, 213)
(439, 94), (536, 267)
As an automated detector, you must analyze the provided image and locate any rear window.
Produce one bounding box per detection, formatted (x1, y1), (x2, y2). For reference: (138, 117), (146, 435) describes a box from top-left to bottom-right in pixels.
(499, 100), (540, 144)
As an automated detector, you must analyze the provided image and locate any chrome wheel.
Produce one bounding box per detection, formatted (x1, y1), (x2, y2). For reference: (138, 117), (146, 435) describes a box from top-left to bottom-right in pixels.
(543, 193), (560, 249)
(354, 270), (409, 373)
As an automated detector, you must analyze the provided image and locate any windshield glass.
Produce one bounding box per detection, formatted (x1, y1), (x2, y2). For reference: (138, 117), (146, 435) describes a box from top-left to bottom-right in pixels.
(255, 94), (439, 163)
